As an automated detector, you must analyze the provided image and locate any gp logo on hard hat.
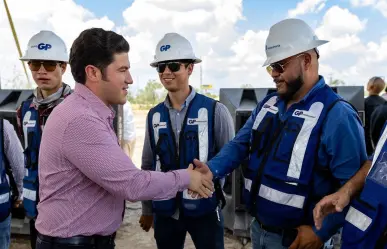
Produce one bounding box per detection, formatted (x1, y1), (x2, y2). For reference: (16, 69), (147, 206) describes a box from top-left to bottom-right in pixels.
(31, 43), (52, 50)
(160, 45), (171, 52)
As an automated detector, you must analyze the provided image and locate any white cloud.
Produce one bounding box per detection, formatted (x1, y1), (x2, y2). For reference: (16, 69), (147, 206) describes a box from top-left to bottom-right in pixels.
(351, 0), (377, 7)
(0, 0), (386, 95)
(316, 6), (387, 86)
(288, 0), (327, 17)
(0, 0), (114, 89)
(315, 6), (367, 59)
(351, 0), (387, 18)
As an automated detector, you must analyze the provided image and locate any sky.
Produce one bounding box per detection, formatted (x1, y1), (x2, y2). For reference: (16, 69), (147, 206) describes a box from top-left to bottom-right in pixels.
(0, 0), (386, 95)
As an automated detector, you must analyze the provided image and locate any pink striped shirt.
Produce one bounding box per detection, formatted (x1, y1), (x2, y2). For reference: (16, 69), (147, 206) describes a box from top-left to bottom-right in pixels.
(35, 83), (190, 237)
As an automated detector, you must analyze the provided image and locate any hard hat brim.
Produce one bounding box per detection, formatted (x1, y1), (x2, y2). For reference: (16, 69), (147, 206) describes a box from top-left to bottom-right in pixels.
(150, 57), (202, 67)
(20, 54), (69, 63)
(262, 40), (329, 67)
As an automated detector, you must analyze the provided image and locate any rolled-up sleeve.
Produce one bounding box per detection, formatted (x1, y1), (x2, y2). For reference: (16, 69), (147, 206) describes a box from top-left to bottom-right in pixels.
(61, 114), (190, 202)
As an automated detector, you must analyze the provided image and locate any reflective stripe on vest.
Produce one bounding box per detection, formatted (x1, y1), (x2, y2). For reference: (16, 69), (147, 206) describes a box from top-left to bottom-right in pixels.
(23, 188), (37, 202)
(0, 193), (9, 204)
(245, 179), (304, 209)
(152, 112), (166, 172)
(345, 206), (372, 232)
(287, 102), (324, 182)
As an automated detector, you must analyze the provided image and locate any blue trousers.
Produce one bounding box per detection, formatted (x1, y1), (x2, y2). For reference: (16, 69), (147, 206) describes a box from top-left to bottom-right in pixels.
(154, 209), (224, 249)
(0, 215), (11, 249)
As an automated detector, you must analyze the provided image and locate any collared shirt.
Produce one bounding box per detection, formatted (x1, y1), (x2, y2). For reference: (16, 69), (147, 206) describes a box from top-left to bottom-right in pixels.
(35, 83), (190, 237)
(141, 87), (235, 216)
(3, 119), (24, 200)
(207, 76), (367, 242)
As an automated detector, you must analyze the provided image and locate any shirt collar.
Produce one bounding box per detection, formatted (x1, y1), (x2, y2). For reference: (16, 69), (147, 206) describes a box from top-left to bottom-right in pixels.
(299, 75), (326, 103)
(164, 86), (196, 110)
(74, 83), (115, 120)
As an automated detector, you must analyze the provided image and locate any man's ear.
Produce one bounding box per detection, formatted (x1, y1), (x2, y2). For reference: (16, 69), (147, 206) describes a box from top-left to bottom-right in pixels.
(85, 65), (102, 82)
(60, 63), (67, 75)
(303, 53), (312, 71)
(188, 64), (194, 76)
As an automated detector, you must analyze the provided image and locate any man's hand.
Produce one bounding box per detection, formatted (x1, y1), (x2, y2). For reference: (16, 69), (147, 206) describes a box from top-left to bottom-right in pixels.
(187, 164), (214, 198)
(193, 159), (213, 181)
(13, 199), (22, 208)
(313, 188), (351, 230)
(289, 225), (323, 249)
(188, 159), (214, 198)
(139, 215), (153, 232)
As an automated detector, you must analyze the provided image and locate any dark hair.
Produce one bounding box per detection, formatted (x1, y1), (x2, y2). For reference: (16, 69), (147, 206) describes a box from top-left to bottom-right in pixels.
(69, 28), (130, 84)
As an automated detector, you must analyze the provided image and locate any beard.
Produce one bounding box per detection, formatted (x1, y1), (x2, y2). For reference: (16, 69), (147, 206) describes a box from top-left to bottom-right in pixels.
(278, 75), (304, 102)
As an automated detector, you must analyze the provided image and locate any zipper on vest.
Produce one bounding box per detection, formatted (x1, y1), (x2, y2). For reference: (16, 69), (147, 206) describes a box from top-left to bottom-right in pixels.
(165, 95), (197, 216)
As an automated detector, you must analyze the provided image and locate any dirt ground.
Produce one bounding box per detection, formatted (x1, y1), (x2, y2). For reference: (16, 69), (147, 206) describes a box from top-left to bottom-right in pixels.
(10, 110), (251, 249)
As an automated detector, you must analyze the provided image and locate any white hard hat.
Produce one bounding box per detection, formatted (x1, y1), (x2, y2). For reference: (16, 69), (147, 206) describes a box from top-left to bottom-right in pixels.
(262, 18), (329, 67)
(150, 33), (201, 67)
(20, 30), (68, 62)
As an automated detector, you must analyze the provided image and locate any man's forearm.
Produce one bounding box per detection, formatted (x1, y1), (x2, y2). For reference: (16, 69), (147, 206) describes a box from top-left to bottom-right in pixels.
(341, 160), (371, 198)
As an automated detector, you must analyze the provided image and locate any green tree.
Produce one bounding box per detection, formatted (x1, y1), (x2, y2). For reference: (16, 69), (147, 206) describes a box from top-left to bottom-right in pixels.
(126, 86), (135, 103)
(135, 80), (166, 106)
(329, 79), (345, 86)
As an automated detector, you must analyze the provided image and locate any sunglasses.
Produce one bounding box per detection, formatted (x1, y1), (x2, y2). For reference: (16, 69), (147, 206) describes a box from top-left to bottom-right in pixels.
(266, 54), (307, 75)
(28, 61), (60, 72)
(156, 62), (187, 73)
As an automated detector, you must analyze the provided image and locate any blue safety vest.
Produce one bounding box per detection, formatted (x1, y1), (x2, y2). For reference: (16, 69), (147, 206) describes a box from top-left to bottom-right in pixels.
(148, 93), (218, 217)
(0, 120), (12, 222)
(243, 84), (344, 229)
(20, 100), (41, 218)
(341, 121), (387, 249)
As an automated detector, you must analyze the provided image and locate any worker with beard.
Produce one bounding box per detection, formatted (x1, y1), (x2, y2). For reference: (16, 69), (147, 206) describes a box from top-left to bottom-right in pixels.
(17, 30), (71, 249)
(192, 18), (367, 249)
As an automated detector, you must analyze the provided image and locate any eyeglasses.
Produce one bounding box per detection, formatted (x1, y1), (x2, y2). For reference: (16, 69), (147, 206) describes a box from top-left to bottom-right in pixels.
(28, 61), (60, 72)
(156, 62), (185, 73)
(266, 54), (306, 75)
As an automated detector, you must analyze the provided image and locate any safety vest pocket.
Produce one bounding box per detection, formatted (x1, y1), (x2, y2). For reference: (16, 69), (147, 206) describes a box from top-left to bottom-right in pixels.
(342, 197), (382, 248)
(183, 131), (199, 167)
(152, 199), (177, 216)
(155, 133), (175, 172)
(250, 117), (273, 157)
(273, 122), (301, 163)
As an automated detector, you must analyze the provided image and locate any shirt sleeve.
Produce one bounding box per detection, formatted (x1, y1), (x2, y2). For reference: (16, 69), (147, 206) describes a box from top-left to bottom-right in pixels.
(122, 101), (136, 142)
(62, 114), (190, 202)
(207, 106), (259, 179)
(3, 119), (25, 199)
(214, 102), (235, 152)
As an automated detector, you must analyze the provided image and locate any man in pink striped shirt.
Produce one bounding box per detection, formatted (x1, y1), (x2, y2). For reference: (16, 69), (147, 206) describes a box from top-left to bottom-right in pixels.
(35, 28), (213, 249)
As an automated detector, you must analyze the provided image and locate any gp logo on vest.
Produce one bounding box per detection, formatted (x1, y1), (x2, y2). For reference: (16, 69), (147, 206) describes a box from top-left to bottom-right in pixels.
(153, 123), (166, 128)
(31, 43), (52, 50)
(293, 109), (316, 119)
(160, 45), (171, 52)
(187, 119), (206, 125)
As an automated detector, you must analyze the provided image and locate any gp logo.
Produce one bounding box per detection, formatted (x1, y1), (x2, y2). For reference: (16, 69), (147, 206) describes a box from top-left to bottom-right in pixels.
(160, 45), (171, 52)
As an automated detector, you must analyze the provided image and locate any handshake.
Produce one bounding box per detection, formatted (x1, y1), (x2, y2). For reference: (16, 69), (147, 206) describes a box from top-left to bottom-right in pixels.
(186, 159), (214, 199)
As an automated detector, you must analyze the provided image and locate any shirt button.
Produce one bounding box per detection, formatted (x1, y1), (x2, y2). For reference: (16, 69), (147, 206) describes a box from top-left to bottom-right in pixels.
(177, 113), (180, 116)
